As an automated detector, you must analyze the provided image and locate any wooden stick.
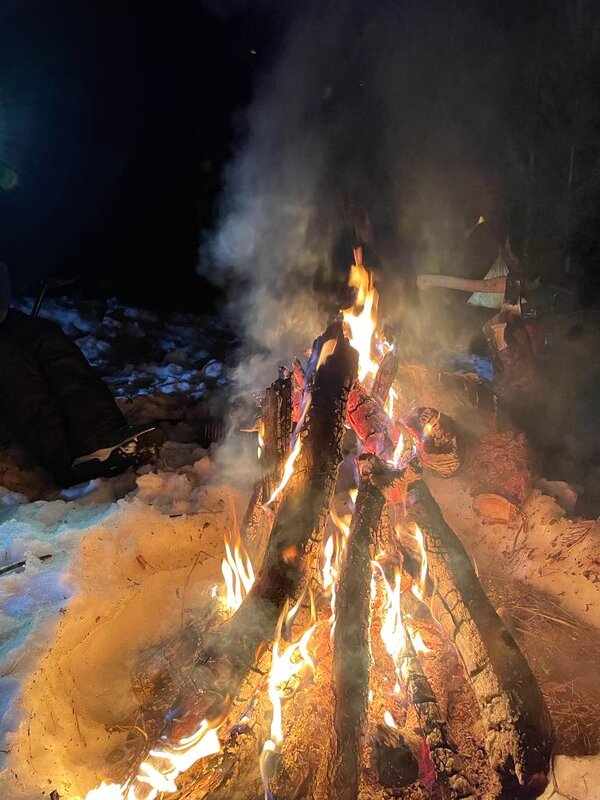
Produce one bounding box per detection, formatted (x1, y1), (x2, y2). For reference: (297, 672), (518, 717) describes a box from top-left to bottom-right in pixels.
(402, 632), (476, 799)
(166, 321), (358, 743)
(406, 479), (554, 794)
(329, 455), (389, 800)
(261, 371), (292, 501)
(371, 351), (398, 406)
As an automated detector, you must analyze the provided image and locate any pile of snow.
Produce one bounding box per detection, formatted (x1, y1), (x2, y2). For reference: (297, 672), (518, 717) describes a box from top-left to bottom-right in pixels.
(0, 441), (248, 798)
(15, 296), (230, 401)
(0, 297), (247, 797)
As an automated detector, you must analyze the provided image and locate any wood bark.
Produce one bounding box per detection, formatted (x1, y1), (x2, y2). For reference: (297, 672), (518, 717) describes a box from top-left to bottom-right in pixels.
(167, 321), (358, 742)
(346, 381), (397, 460)
(372, 351), (398, 405)
(405, 478), (554, 794)
(402, 632), (476, 799)
(261, 371), (293, 500)
(329, 455), (388, 800)
(405, 406), (463, 478)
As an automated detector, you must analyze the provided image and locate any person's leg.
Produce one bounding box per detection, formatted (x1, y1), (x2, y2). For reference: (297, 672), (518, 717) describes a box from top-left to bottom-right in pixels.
(0, 334), (74, 485)
(9, 311), (126, 457)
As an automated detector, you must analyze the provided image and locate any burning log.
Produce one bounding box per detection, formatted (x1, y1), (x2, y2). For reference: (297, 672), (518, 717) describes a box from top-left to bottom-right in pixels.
(346, 380), (397, 460)
(170, 320), (358, 740)
(406, 478), (554, 794)
(329, 454), (393, 800)
(261, 370), (293, 501)
(401, 631), (476, 800)
(238, 479), (266, 558)
(371, 350), (398, 405)
(406, 406), (463, 478)
(291, 357), (305, 423)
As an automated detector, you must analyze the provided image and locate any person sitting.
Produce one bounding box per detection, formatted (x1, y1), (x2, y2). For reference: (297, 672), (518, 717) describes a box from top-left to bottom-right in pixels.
(0, 264), (164, 487)
(417, 238), (548, 447)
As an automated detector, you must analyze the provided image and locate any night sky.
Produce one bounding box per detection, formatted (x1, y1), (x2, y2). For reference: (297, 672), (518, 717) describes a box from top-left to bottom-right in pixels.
(1, 1), (599, 311)
(0, 0), (286, 311)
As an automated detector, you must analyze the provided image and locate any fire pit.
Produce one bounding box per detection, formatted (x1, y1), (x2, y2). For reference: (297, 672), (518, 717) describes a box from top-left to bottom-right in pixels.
(86, 250), (553, 800)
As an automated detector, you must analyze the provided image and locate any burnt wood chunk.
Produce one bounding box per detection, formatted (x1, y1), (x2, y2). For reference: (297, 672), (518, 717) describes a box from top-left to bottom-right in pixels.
(402, 633), (476, 799)
(261, 372), (293, 500)
(372, 351), (399, 405)
(346, 381), (397, 460)
(406, 478), (554, 795)
(406, 406), (463, 478)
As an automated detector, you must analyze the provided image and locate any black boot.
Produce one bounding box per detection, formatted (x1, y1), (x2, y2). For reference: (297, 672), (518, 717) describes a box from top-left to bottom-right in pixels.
(71, 423), (165, 481)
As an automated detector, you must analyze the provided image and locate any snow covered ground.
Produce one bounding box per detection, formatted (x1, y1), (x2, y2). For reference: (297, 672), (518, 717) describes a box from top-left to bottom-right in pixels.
(0, 296), (249, 798)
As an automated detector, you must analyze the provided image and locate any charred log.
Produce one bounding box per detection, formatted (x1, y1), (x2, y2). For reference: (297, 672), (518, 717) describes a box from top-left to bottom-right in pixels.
(370, 724), (420, 788)
(372, 351), (398, 405)
(239, 479), (266, 559)
(291, 357), (305, 423)
(261, 371), (293, 500)
(406, 406), (463, 478)
(402, 632), (476, 799)
(346, 381), (397, 460)
(329, 455), (390, 800)
(168, 321), (358, 741)
(406, 478), (554, 794)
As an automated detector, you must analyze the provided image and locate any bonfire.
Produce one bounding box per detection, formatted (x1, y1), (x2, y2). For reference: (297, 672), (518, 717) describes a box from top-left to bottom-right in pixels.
(84, 248), (553, 800)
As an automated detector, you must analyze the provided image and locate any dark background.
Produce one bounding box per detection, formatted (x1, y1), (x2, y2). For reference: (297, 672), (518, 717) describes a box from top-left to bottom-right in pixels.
(0, 0), (288, 312)
(0, 0), (599, 312)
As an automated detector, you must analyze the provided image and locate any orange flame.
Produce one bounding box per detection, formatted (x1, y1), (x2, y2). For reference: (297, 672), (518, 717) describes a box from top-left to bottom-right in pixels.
(390, 432), (405, 469)
(322, 502), (353, 630)
(342, 259), (380, 383)
(84, 720), (221, 800)
(383, 710), (397, 729)
(257, 420), (265, 461)
(408, 627), (431, 654)
(414, 524), (427, 596)
(259, 602), (316, 799)
(384, 386), (398, 421)
(263, 435), (302, 507)
(221, 537), (255, 612)
(315, 336), (338, 371)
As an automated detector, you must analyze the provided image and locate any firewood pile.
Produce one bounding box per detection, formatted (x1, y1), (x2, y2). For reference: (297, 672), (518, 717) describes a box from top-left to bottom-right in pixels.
(89, 252), (553, 800)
